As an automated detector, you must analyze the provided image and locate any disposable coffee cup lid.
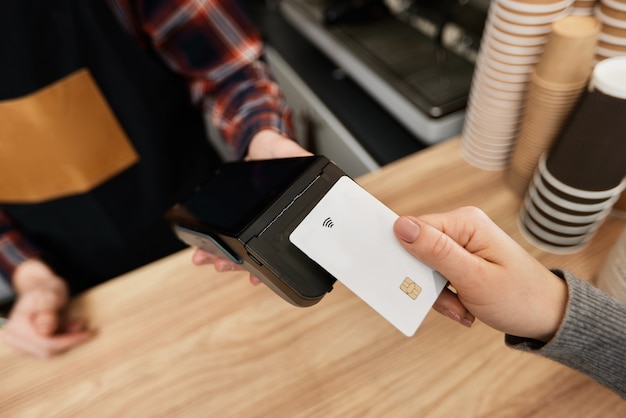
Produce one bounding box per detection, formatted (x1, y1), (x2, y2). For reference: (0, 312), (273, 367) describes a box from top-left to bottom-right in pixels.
(591, 57), (626, 99)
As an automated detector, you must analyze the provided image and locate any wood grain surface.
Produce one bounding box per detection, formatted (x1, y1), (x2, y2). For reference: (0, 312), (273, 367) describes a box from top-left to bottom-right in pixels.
(1, 137), (624, 417)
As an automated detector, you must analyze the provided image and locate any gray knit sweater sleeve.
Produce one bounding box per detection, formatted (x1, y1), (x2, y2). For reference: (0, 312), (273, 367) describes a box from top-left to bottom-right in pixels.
(505, 269), (626, 399)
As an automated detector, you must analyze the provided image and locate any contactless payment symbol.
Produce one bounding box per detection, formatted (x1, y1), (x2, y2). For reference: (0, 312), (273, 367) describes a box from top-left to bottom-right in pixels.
(400, 277), (421, 300)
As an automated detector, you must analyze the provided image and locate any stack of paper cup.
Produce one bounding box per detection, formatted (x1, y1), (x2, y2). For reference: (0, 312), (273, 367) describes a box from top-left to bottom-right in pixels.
(595, 0), (626, 61)
(519, 57), (626, 253)
(596, 227), (626, 302)
(507, 16), (600, 195)
(519, 156), (625, 253)
(572, 0), (599, 15)
(461, 0), (574, 170)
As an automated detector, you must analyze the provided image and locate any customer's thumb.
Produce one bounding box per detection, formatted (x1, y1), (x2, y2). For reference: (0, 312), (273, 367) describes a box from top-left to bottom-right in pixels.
(393, 216), (475, 284)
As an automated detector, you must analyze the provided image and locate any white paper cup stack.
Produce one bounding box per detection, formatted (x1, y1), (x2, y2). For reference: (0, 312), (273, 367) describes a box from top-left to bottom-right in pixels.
(572, 0), (599, 15)
(595, 0), (626, 61)
(461, 0), (574, 170)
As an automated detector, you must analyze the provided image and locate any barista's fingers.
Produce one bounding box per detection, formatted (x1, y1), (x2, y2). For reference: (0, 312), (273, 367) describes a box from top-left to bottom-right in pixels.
(191, 249), (219, 265)
(192, 250), (243, 273)
(214, 258), (244, 273)
(249, 275), (262, 285)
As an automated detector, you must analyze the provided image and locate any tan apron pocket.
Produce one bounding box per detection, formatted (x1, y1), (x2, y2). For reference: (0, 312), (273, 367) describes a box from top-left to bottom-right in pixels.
(0, 68), (139, 203)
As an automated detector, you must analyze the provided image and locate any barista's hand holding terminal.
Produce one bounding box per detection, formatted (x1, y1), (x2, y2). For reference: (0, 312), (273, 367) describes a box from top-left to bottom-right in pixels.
(0, 0), (308, 358)
(191, 129), (312, 285)
(393, 206), (626, 398)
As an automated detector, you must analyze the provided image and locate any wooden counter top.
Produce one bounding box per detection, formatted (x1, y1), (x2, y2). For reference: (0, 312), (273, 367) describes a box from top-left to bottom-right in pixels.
(1, 137), (625, 416)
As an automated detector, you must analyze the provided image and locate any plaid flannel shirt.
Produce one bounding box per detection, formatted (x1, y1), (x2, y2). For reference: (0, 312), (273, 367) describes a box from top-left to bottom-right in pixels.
(0, 212), (38, 285)
(0, 0), (293, 284)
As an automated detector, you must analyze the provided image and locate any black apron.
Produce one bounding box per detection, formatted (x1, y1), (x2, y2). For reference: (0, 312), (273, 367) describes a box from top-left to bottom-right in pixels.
(0, 0), (220, 293)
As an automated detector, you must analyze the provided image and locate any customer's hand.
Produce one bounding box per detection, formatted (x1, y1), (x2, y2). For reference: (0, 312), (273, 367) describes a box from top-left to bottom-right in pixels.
(393, 207), (568, 342)
(193, 129), (311, 283)
(2, 259), (92, 358)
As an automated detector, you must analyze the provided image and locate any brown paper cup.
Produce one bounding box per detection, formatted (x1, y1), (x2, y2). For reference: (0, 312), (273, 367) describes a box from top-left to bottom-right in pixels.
(517, 168), (621, 253)
(534, 15), (601, 84)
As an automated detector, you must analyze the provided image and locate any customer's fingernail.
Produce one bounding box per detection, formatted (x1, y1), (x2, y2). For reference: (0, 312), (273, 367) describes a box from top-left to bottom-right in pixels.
(438, 308), (474, 328)
(395, 217), (420, 243)
(461, 313), (475, 328)
(440, 308), (461, 323)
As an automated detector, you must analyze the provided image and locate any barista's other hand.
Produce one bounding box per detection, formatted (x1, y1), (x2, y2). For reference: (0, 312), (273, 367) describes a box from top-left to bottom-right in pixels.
(2, 259), (92, 358)
(393, 207), (568, 342)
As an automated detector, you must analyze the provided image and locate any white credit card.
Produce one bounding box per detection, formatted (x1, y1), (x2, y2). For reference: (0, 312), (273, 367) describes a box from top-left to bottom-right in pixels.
(290, 176), (447, 336)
